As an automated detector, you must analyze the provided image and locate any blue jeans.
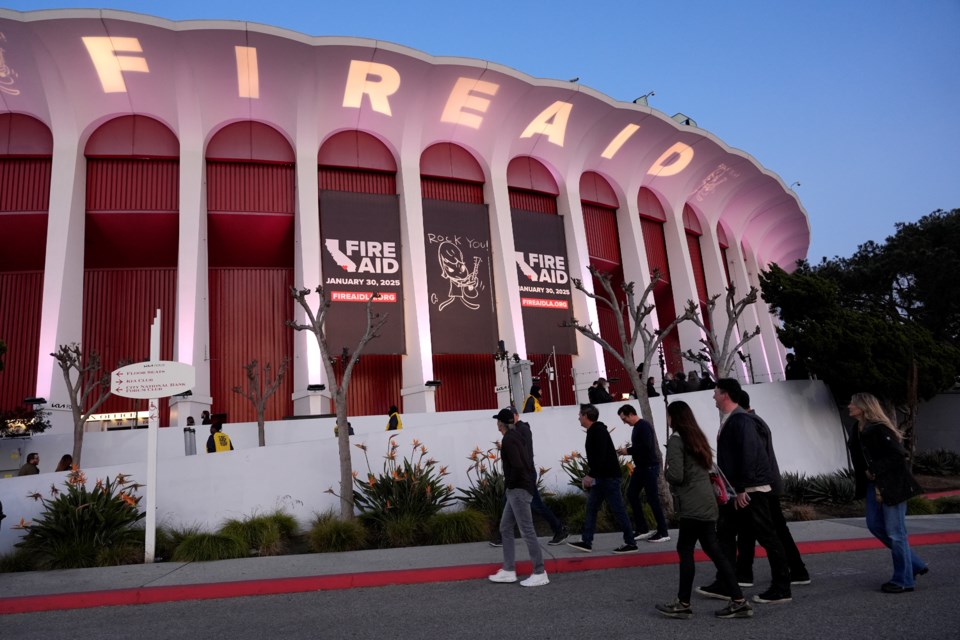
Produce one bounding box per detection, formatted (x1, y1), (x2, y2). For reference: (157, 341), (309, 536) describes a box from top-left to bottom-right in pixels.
(500, 488), (545, 574)
(582, 476), (635, 545)
(865, 482), (926, 588)
(627, 464), (669, 536)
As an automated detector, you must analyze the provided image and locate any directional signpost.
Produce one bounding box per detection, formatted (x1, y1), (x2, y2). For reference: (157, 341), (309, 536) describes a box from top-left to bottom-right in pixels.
(111, 310), (195, 563)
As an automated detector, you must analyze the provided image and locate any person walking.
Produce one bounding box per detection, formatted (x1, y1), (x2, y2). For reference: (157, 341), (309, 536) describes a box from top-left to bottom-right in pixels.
(733, 390), (810, 588)
(567, 404), (638, 554)
(847, 392), (927, 593)
(656, 400), (752, 620)
(616, 404), (670, 543)
(487, 408), (550, 587)
(697, 378), (792, 604)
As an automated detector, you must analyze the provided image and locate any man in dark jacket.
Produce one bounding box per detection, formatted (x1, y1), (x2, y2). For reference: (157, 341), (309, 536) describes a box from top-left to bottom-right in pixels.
(567, 404), (637, 554)
(733, 391), (810, 587)
(487, 408), (549, 587)
(511, 407), (569, 545)
(616, 404), (670, 542)
(587, 378), (614, 404)
(697, 378), (793, 605)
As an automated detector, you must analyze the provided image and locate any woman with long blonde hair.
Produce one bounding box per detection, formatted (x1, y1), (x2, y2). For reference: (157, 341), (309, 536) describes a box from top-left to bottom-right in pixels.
(847, 392), (927, 593)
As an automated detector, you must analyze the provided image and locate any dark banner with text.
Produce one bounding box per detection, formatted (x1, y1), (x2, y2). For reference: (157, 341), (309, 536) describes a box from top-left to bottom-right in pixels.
(512, 209), (577, 355)
(319, 191), (404, 354)
(422, 199), (498, 354)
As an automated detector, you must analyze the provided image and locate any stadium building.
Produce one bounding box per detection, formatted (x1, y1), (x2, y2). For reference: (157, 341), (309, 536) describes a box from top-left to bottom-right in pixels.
(0, 9), (808, 426)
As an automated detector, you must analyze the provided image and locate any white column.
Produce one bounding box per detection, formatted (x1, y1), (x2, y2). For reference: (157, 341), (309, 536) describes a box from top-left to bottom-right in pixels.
(396, 148), (436, 413)
(35, 131), (85, 411)
(698, 223), (736, 376)
(558, 182), (604, 402)
(743, 248), (783, 382)
(660, 204), (703, 373)
(618, 197), (657, 379)
(291, 118), (329, 415)
(169, 130), (211, 425)
(724, 240), (766, 384)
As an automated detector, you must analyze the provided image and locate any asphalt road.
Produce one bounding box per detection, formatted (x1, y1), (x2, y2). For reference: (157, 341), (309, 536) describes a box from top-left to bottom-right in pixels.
(3, 544), (956, 639)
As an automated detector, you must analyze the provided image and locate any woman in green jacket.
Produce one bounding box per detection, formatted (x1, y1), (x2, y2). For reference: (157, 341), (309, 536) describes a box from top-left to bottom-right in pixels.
(655, 401), (752, 620)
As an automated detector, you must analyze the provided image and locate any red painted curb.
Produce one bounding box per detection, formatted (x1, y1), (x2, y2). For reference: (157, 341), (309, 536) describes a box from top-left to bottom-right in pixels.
(923, 490), (960, 500)
(2, 532), (958, 615)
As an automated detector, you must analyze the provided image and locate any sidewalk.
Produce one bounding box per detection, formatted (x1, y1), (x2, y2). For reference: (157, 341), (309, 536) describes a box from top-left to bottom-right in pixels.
(2, 514), (959, 615)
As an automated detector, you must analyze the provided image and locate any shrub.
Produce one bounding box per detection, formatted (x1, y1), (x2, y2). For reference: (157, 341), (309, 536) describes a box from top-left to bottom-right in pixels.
(307, 511), (368, 553)
(913, 449), (960, 476)
(781, 472), (809, 504)
(220, 515), (283, 556)
(171, 533), (248, 562)
(15, 469), (146, 569)
(933, 496), (960, 514)
(351, 437), (456, 545)
(560, 450), (633, 498)
(781, 470), (856, 505)
(424, 509), (488, 545)
(787, 504), (817, 521)
(906, 496), (937, 516)
(381, 512), (422, 548)
(457, 442), (505, 527)
(0, 549), (37, 573)
(155, 525), (203, 561)
(266, 510), (299, 539)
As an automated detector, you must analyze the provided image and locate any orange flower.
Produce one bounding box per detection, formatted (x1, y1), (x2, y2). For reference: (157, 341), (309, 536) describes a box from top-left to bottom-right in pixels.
(120, 492), (137, 507)
(27, 492), (42, 502)
(352, 470), (359, 478)
(354, 442), (368, 451)
(368, 474), (376, 484)
(412, 438), (422, 447)
(420, 445), (428, 454)
(439, 465), (449, 476)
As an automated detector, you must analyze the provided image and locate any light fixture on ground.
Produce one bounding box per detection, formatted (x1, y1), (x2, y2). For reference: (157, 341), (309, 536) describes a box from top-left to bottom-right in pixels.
(307, 384), (325, 392)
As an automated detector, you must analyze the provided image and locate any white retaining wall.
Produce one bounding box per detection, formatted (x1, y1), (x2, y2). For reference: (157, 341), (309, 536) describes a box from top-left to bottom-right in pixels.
(0, 380), (846, 555)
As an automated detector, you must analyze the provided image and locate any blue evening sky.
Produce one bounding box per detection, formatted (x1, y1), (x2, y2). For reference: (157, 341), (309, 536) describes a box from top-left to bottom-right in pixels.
(5, 0), (959, 264)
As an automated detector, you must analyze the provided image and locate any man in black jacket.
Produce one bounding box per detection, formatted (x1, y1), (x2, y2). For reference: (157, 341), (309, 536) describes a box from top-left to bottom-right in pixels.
(616, 404), (670, 542)
(511, 407), (569, 545)
(567, 404), (637, 554)
(488, 409), (549, 587)
(697, 378), (792, 605)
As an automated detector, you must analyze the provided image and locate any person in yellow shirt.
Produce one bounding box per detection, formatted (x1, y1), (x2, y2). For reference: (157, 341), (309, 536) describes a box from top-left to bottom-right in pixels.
(386, 405), (403, 431)
(206, 422), (234, 453)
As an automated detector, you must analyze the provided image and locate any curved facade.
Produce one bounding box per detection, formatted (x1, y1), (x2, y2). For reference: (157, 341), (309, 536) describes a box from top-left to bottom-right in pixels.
(0, 9), (809, 421)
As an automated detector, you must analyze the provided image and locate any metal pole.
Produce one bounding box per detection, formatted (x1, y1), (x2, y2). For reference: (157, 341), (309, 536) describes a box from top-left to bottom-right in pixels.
(144, 309), (161, 563)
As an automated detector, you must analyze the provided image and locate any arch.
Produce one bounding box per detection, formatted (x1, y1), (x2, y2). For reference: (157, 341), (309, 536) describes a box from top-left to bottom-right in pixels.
(0, 113), (53, 156)
(85, 115), (178, 158)
(507, 156), (559, 195)
(682, 203), (703, 236)
(579, 171), (618, 208)
(637, 187), (667, 222)
(318, 130), (397, 172)
(207, 121), (295, 164)
(420, 142), (484, 183)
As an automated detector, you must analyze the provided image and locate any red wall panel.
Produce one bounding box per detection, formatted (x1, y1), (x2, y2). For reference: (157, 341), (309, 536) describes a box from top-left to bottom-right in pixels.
(421, 177), (484, 204)
(687, 233), (712, 331)
(0, 271), (43, 410)
(318, 168), (395, 195)
(432, 354), (497, 412)
(508, 189), (557, 215)
(525, 353), (575, 407)
(208, 268), (294, 422)
(82, 269), (176, 424)
(86, 159), (178, 212)
(582, 203), (621, 267)
(331, 355), (403, 418)
(640, 218), (670, 283)
(0, 158), (51, 212)
(207, 162), (295, 214)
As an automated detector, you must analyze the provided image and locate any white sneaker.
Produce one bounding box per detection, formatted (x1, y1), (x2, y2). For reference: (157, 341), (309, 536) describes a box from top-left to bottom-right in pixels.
(520, 572), (550, 587)
(488, 569), (517, 583)
(635, 531), (657, 541)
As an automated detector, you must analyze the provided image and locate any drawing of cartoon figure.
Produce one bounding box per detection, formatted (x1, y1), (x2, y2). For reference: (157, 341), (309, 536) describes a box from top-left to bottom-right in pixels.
(437, 241), (481, 311)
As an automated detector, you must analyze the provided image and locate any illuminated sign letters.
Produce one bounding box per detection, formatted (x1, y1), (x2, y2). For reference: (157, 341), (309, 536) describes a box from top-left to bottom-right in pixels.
(441, 77), (500, 129)
(601, 124), (640, 159)
(647, 142), (695, 177)
(520, 100), (573, 147)
(235, 45), (259, 98)
(342, 60), (401, 116)
(82, 36), (149, 93)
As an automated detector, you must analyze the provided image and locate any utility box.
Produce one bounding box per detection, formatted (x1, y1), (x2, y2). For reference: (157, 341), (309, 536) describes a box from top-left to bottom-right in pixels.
(507, 359), (534, 409)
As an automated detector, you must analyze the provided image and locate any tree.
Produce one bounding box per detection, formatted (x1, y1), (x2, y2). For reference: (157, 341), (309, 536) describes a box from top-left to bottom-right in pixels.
(760, 263), (959, 405)
(288, 286), (388, 520)
(232, 358), (290, 447)
(680, 285), (761, 378)
(51, 343), (115, 466)
(563, 266), (695, 424)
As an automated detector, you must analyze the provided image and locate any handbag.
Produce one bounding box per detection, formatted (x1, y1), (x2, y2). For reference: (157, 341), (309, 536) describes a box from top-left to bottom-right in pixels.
(709, 464), (735, 506)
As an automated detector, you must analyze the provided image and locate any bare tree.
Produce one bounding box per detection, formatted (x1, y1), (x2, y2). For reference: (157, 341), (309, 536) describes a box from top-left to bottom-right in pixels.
(563, 266), (696, 424)
(681, 285), (761, 378)
(288, 286), (388, 520)
(51, 343), (114, 467)
(233, 357), (290, 447)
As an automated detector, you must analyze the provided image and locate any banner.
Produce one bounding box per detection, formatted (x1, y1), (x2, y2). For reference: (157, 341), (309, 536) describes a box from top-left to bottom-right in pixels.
(422, 199), (498, 354)
(512, 209), (577, 354)
(319, 191), (404, 354)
